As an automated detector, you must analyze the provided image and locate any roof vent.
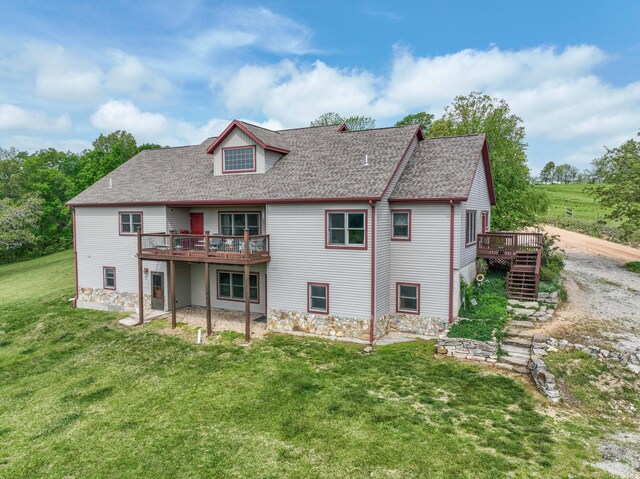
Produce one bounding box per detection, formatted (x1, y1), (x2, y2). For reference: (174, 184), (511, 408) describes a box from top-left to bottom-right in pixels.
(108, 178), (113, 189)
(364, 154), (369, 167)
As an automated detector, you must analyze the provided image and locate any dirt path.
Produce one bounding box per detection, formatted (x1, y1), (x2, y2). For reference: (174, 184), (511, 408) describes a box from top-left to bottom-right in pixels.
(538, 226), (640, 353)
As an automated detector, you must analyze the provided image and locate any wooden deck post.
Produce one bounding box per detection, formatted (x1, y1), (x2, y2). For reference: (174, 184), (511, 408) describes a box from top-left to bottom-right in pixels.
(137, 231), (144, 325)
(244, 228), (251, 342)
(205, 262), (212, 336)
(170, 260), (176, 329)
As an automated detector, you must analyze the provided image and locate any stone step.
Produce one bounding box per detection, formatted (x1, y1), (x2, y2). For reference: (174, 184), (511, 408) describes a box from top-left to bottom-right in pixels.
(498, 355), (530, 367)
(502, 337), (532, 348)
(501, 344), (531, 357)
(510, 320), (535, 329)
(506, 329), (534, 339)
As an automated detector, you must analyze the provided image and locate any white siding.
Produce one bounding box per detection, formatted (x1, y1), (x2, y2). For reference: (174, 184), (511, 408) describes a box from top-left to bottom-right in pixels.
(460, 156), (492, 267)
(265, 150), (283, 171)
(266, 202), (372, 319)
(174, 262), (191, 309)
(190, 263), (267, 314)
(75, 206), (169, 306)
(166, 208), (190, 232)
(390, 202), (460, 318)
(375, 136), (418, 318)
(212, 128), (266, 175)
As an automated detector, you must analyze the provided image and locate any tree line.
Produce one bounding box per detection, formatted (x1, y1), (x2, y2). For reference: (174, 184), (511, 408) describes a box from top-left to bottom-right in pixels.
(0, 132), (159, 263)
(536, 161), (604, 184)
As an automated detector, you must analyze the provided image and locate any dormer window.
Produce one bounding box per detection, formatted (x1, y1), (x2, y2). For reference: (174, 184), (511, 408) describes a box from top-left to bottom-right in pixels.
(222, 146), (256, 173)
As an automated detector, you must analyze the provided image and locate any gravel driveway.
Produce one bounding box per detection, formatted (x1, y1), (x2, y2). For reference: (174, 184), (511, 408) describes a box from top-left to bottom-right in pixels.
(540, 226), (640, 354)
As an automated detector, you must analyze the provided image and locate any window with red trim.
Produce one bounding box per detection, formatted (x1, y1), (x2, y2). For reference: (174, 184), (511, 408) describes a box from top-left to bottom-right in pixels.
(396, 283), (419, 314)
(119, 212), (142, 235)
(326, 211), (366, 248)
(391, 210), (411, 240)
(308, 283), (329, 314)
(103, 267), (116, 290)
(223, 146), (255, 172)
(465, 210), (477, 245)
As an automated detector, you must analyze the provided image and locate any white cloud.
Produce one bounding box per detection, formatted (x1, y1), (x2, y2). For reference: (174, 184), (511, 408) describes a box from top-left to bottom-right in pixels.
(0, 135), (91, 153)
(189, 7), (314, 56)
(220, 60), (378, 126)
(89, 100), (278, 146)
(91, 100), (168, 139)
(105, 49), (173, 100)
(0, 104), (71, 132)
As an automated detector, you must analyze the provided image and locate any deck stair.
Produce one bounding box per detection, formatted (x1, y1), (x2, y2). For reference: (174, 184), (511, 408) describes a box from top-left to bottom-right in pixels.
(477, 232), (542, 301)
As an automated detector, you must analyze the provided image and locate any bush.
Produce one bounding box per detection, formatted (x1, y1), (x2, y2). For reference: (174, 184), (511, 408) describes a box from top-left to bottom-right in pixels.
(540, 233), (565, 282)
(625, 261), (640, 274)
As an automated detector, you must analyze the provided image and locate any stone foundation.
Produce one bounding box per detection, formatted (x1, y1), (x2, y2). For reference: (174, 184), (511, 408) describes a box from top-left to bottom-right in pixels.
(386, 313), (448, 338)
(267, 310), (370, 341)
(77, 287), (152, 313)
(530, 358), (561, 403)
(537, 291), (560, 306)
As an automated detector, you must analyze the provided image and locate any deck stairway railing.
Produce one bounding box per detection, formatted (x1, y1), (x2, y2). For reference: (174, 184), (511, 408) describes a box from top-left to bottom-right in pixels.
(139, 232), (270, 262)
(477, 232), (543, 300)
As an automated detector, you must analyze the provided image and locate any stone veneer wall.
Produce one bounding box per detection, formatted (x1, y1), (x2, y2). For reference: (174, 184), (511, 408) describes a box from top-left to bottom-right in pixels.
(77, 287), (152, 313)
(385, 313), (448, 338)
(267, 309), (370, 341)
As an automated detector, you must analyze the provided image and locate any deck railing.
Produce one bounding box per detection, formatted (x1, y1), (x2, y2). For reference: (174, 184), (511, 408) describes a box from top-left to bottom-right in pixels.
(139, 232), (270, 260)
(477, 232), (543, 257)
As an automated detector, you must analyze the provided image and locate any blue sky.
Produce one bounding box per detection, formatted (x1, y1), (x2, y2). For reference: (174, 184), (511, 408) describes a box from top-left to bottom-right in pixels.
(1, 0), (639, 174)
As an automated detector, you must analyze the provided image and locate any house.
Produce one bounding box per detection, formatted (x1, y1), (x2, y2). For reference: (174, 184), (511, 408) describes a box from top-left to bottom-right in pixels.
(67, 119), (497, 342)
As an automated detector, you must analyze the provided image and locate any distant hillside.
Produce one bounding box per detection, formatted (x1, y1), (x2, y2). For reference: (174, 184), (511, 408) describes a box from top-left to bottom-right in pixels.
(536, 184), (612, 223)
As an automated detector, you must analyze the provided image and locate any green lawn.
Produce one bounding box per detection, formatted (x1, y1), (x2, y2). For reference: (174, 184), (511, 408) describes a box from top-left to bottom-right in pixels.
(536, 183), (610, 222)
(0, 251), (618, 478)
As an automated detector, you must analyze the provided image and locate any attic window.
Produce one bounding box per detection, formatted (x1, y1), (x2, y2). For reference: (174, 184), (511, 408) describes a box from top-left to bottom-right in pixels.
(223, 146), (256, 173)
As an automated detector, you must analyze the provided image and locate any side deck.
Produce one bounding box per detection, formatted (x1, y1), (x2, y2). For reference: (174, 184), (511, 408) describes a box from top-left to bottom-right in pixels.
(138, 232), (271, 265)
(477, 232), (543, 300)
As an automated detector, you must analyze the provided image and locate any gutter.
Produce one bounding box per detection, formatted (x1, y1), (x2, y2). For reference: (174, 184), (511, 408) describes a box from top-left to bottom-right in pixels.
(449, 200), (455, 324)
(369, 199), (376, 344)
(70, 206), (78, 307)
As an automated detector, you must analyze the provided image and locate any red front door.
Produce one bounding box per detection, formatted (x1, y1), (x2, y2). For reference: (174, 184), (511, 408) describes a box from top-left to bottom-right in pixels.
(190, 213), (204, 234)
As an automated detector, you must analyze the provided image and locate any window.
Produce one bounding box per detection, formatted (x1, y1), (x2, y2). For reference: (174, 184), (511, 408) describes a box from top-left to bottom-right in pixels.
(391, 210), (411, 240)
(326, 211), (366, 248)
(119, 211), (143, 235)
(308, 283), (329, 314)
(219, 212), (261, 236)
(223, 146), (255, 173)
(217, 271), (259, 302)
(465, 210), (477, 245)
(103, 267), (116, 290)
(396, 283), (419, 314)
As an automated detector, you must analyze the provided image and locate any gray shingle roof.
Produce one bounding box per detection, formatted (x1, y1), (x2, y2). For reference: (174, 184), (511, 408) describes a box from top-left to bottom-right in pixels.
(67, 124), (422, 205)
(390, 134), (488, 201)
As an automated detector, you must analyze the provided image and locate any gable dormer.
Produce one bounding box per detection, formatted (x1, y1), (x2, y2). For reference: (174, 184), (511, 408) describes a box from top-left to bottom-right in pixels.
(207, 120), (289, 176)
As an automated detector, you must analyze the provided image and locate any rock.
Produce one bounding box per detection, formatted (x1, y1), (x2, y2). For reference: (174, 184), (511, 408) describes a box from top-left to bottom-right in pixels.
(627, 364), (640, 374)
(363, 346), (373, 354)
(538, 292), (549, 298)
(547, 346), (558, 353)
(550, 291), (559, 299)
(600, 349), (610, 358)
(559, 339), (570, 347)
(436, 347), (447, 355)
(512, 308), (537, 316)
(547, 337), (558, 347)
(533, 333), (549, 342)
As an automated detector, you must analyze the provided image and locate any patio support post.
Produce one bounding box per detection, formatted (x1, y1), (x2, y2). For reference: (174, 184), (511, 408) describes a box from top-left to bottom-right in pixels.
(137, 231), (144, 326)
(243, 228), (251, 342)
(205, 262), (212, 336)
(170, 260), (176, 329)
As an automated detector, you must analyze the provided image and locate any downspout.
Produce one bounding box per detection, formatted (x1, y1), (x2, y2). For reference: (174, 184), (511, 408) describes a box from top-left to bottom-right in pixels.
(71, 206), (79, 307)
(369, 200), (376, 344)
(449, 200), (455, 324)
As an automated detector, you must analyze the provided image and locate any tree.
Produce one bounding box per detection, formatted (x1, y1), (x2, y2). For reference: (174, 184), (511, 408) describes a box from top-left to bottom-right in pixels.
(591, 133), (640, 237)
(310, 112), (375, 130)
(0, 195), (43, 262)
(540, 161), (556, 184)
(429, 92), (548, 230)
(395, 112), (434, 135)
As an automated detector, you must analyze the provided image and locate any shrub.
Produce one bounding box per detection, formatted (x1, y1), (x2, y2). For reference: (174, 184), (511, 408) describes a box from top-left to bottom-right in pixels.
(625, 261), (640, 274)
(448, 318), (506, 342)
(540, 233), (565, 283)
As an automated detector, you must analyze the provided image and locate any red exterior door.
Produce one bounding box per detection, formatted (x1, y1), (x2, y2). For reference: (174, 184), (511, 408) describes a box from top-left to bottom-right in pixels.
(190, 213), (204, 234)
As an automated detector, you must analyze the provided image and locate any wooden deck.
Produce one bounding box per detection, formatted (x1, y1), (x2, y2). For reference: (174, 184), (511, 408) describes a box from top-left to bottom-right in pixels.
(138, 232), (271, 265)
(477, 232), (543, 300)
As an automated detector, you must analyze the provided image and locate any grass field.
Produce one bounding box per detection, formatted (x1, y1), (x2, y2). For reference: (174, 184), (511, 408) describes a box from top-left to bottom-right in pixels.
(536, 183), (610, 222)
(0, 251), (629, 478)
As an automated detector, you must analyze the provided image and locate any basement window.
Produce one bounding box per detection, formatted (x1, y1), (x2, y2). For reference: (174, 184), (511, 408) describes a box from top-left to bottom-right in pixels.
(397, 283), (419, 314)
(308, 283), (329, 314)
(103, 267), (116, 290)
